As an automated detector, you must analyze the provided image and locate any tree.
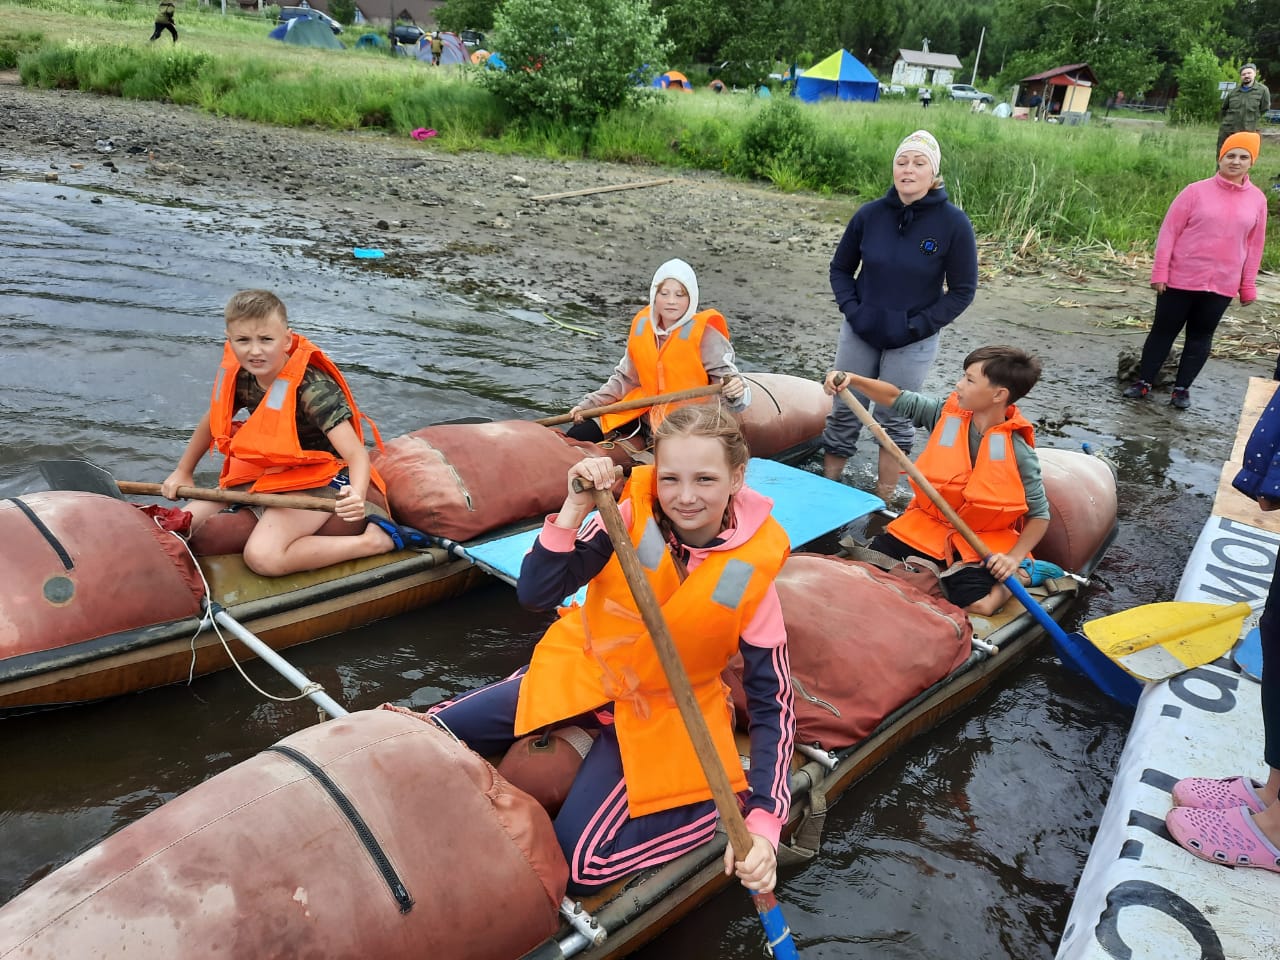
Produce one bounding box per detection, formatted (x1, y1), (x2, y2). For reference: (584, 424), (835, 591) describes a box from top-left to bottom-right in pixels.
(1169, 45), (1223, 125)
(435, 0), (501, 33)
(328, 0), (356, 26)
(991, 0), (1232, 99)
(479, 0), (671, 126)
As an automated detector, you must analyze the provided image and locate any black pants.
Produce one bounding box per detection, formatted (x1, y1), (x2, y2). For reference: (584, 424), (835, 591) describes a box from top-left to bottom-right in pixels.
(150, 21), (177, 41)
(1137, 287), (1231, 388)
(1259, 561), (1280, 770)
(565, 420), (605, 443)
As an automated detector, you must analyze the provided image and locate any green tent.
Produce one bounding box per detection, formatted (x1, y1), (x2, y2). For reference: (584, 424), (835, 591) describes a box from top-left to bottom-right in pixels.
(282, 17), (344, 50)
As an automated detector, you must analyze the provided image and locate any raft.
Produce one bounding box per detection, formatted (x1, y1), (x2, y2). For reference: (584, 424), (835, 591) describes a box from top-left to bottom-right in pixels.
(0, 448), (1119, 957)
(1057, 377), (1278, 960)
(0, 374), (835, 714)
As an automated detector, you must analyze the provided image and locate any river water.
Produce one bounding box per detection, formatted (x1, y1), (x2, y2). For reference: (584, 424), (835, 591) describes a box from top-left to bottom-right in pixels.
(0, 175), (1253, 958)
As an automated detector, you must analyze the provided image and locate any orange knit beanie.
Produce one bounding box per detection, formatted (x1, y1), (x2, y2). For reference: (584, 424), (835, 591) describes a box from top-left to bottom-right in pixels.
(1220, 131), (1261, 161)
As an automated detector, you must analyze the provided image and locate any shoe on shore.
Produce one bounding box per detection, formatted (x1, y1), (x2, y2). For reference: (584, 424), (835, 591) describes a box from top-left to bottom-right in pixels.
(1166, 805), (1280, 873)
(1171, 776), (1268, 814)
(1122, 380), (1151, 399)
(1170, 386), (1191, 409)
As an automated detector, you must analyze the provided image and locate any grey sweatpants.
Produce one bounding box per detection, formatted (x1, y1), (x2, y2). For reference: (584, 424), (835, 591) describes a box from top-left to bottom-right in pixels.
(821, 323), (941, 457)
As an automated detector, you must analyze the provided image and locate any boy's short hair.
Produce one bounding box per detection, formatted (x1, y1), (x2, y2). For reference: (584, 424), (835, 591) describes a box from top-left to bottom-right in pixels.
(225, 289), (288, 326)
(964, 345), (1041, 403)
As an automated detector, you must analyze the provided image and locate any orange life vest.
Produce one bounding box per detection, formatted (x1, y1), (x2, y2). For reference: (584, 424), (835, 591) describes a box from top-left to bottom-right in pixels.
(598, 308), (730, 433)
(514, 465), (790, 817)
(208, 333), (386, 495)
(887, 393), (1034, 563)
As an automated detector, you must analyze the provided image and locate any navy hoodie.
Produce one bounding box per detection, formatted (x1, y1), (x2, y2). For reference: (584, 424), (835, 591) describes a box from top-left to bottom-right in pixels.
(829, 185), (978, 350)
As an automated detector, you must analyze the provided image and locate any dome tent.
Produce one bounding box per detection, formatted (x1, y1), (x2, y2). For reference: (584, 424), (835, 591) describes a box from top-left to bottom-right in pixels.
(795, 50), (879, 103)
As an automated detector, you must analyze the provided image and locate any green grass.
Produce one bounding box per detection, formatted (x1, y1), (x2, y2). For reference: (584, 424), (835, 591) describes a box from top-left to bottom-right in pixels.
(6, 0), (1278, 269)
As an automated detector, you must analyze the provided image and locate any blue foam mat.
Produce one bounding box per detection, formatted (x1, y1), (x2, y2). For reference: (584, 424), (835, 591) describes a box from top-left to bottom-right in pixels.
(465, 458), (882, 587)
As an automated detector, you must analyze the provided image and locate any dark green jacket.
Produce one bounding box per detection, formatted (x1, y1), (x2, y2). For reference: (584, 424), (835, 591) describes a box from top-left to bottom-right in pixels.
(1220, 81), (1271, 133)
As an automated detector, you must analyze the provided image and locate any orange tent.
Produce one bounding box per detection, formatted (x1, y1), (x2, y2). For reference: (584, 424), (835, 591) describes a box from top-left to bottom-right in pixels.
(653, 70), (692, 92)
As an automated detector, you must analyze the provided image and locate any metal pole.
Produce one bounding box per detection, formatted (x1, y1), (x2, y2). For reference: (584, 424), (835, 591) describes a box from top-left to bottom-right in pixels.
(208, 603), (349, 719)
(970, 26), (985, 85)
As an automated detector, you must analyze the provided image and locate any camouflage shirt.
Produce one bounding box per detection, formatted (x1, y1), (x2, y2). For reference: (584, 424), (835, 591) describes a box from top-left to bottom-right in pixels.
(1220, 82), (1272, 134)
(234, 366), (352, 455)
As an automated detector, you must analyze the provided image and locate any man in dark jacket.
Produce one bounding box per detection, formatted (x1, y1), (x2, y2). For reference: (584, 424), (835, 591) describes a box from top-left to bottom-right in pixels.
(150, 1), (178, 42)
(1218, 62), (1270, 152)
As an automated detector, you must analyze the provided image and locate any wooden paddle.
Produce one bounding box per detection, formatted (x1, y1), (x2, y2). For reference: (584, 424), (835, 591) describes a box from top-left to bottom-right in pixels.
(118, 481), (338, 513)
(829, 376), (1145, 705)
(535, 382), (726, 427)
(38, 459), (339, 512)
(578, 476), (800, 959)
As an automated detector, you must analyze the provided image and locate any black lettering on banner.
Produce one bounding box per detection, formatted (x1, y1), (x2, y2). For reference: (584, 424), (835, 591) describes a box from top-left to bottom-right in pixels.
(1198, 563), (1270, 604)
(1208, 537), (1275, 572)
(1126, 809), (1174, 844)
(1095, 879), (1224, 960)
(1217, 517), (1280, 546)
(1168, 667), (1240, 714)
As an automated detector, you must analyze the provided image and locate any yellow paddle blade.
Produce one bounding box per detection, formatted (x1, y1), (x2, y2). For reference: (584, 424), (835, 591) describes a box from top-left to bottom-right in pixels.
(1083, 601), (1252, 681)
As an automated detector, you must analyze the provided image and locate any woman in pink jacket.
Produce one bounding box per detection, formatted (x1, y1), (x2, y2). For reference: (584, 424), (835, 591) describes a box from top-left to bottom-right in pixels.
(1123, 131), (1268, 409)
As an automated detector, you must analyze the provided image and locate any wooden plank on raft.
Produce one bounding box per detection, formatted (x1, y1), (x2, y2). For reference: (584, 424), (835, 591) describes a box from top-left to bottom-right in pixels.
(530, 178), (676, 202)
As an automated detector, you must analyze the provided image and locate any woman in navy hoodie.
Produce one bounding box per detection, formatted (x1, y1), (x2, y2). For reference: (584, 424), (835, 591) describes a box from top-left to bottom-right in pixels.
(822, 130), (978, 499)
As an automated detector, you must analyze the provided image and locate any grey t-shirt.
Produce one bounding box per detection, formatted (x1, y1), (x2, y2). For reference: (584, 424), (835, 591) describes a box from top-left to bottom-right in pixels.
(891, 390), (1049, 519)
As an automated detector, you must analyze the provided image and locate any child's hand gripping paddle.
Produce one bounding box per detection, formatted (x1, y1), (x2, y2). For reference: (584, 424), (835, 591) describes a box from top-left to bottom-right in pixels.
(574, 472), (800, 959)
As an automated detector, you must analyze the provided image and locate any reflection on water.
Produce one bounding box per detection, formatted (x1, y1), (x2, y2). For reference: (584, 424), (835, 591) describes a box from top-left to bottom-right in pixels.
(0, 178), (1235, 957)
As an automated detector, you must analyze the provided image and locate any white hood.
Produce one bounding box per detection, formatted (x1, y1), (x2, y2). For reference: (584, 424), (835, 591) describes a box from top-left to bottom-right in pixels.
(649, 258), (699, 333)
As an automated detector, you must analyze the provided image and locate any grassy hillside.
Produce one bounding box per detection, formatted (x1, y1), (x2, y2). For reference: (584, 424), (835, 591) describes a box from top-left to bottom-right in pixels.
(5, 0), (1276, 269)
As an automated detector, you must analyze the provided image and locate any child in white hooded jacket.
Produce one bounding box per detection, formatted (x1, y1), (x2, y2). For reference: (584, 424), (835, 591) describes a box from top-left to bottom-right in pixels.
(566, 259), (749, 444)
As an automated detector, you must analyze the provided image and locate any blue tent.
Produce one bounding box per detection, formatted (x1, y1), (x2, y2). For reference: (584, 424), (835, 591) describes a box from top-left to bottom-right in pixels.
(794, 50), (879, 103)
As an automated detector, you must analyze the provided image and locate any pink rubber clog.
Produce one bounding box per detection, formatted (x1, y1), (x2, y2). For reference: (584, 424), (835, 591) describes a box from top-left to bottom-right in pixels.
(1166, 805), (1280, 873)
(1171, 776), (1267, 814)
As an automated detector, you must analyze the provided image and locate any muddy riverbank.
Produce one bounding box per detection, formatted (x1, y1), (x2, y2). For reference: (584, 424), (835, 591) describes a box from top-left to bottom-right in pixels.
(1, 78), (1276, 958)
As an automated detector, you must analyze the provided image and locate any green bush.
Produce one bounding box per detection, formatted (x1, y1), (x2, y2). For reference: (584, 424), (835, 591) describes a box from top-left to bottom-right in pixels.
(0, 28), (42, 68)
(1170, 46), (1222, 126)
(728, 98), (814, 180)
(479, 0), (670, 126)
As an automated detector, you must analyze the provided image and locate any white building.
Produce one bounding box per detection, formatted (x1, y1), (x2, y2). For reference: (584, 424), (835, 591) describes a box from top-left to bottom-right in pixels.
(892, 40), (963, 87)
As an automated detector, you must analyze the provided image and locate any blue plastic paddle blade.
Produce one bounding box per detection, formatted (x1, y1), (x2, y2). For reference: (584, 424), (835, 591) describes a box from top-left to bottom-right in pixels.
(1048, 627), (1143, 707)
(1235, 626), (1263, 682)
(753, 892), (800, 959)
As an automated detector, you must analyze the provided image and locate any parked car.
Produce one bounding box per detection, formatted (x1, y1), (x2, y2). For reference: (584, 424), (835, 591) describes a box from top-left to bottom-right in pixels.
(459, 29), (485, 48)
(878, 82), (907, 96)
(948, 83), (993, 103)
(389, 23), (425, 45)
(277, 6), (342, 34)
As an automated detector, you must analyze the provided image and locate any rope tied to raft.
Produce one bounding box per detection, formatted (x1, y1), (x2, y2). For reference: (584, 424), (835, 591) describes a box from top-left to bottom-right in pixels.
(150, 517), (339, 709)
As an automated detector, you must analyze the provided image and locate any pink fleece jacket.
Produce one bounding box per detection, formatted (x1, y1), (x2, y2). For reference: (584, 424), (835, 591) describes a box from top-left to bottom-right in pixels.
(1151, 173), (1268, 301)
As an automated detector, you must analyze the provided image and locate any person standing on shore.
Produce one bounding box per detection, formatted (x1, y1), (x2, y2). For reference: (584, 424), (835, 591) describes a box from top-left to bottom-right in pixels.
(1122, 132), (1267, 410)
(919, 86), (932, 108)
(1166, 386), (1280, 874)
(821, 130), (978, 499)
(149, 0), (178, 43)
(1218, 63), (1270, 154)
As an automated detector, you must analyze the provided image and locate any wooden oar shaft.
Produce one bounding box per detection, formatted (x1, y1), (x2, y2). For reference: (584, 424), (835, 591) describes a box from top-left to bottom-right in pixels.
(584, 485), (754, 859)
(833, 380), (990, 558)
(536, 383), (725, 427)
(116, 481), (338, 513)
